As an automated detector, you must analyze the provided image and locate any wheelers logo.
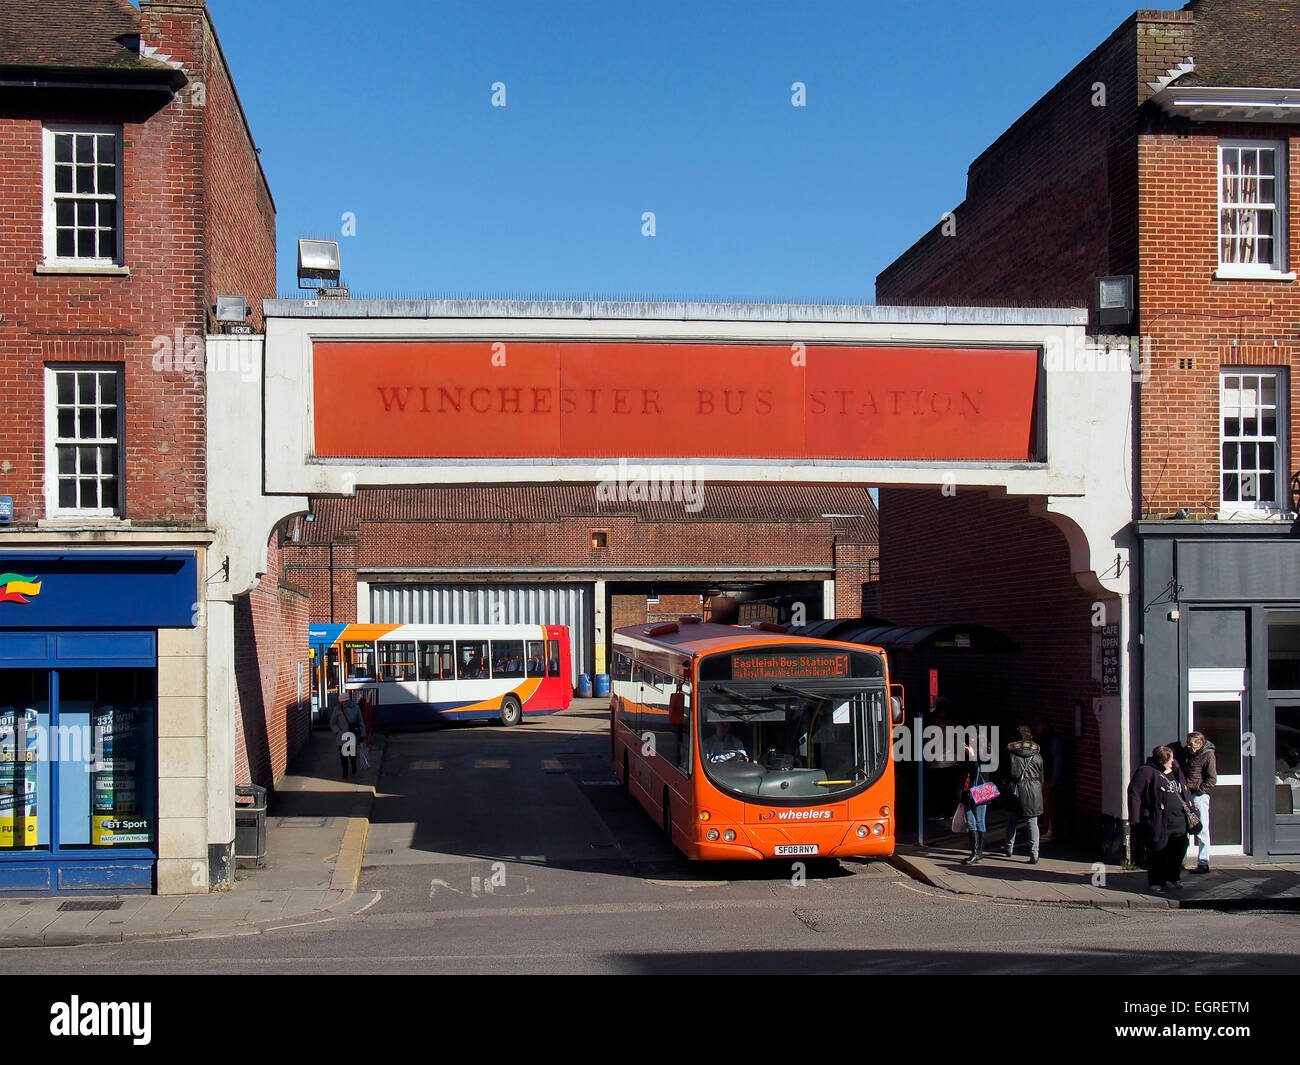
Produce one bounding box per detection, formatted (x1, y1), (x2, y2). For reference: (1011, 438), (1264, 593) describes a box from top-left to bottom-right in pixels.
(759, 809), (833, 821)
(0, 574), (40, 604)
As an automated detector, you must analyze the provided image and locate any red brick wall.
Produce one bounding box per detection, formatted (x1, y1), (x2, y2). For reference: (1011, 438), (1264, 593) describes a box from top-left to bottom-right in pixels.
(284, 514), (839, 624)
(0, 92), (205, 522)
(834, 541), (880, 617)
(1137, 125), (1300, 517)
(0, 1), (275, 525)
(191, 10), (276, 331)
(277, 541), (359, 624)
(233, 534), (311, 789)
(879, 487), (1102, 823)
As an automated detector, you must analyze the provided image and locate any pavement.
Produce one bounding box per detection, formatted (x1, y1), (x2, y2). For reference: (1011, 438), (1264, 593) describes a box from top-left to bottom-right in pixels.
(892, 815), (1300, 910)
(5, 718), (1300, 948)
(0, 726), (383, 949)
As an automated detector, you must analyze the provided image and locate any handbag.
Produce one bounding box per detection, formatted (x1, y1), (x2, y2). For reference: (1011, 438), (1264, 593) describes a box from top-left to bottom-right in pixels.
(1006, 758), (1027, 799)
(1182, 797), (1203, 836)
(951, 806), (966, 833)
(968, 769), (1000, 806)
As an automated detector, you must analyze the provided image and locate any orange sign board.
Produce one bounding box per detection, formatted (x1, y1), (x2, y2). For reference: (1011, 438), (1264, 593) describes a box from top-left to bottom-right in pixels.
(312, 341), (1039, 460)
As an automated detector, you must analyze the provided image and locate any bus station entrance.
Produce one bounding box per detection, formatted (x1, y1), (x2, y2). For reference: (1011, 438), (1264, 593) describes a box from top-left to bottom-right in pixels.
(206, 298), (1136, 851)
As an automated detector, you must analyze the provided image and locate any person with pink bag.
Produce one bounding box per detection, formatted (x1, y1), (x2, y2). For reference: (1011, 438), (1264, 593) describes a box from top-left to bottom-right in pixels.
(957, 742), (999, 865)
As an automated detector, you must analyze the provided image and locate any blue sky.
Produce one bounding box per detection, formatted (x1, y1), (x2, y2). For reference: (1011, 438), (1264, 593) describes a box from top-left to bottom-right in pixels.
(205, 0), (1141, 302)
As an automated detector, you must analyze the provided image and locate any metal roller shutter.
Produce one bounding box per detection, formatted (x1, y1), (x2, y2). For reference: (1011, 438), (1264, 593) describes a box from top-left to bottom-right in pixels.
(369, 583), (592, 681)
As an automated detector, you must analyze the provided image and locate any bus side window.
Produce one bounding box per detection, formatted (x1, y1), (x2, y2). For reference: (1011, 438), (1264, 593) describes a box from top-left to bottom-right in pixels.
(674, 687), (692, 775)
(457, 640), (488, 680)
(418, 641), (453, 682)
(344, 642), (374, 681)
(526, 640), (545, 677)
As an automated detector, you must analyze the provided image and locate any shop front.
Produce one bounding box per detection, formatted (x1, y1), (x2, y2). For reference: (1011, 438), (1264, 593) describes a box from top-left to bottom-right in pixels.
(1138, 523), (1300, 859)
(0, 551), (198, 894)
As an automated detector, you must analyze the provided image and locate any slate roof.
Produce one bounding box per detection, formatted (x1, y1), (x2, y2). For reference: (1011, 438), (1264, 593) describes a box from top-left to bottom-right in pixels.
(1181, 0), (1300, 88)
(0, 0), (184, 86)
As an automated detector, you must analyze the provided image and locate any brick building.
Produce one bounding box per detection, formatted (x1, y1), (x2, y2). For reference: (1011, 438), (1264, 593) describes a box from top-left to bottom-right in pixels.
(0, 0), (292, 894)
(878, 0), (1300, 858)
(282, 484), (880, 683)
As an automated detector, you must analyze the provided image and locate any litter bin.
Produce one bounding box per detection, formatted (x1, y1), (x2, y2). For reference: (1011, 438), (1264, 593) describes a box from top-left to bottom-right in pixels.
(234, 784), (267, 869)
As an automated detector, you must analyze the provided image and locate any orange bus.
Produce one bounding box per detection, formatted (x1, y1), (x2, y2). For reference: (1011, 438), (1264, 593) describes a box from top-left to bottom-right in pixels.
(610, 619), (902, 860)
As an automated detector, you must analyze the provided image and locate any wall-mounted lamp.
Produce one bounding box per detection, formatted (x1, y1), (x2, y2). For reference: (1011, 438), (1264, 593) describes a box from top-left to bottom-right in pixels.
(298, 239), (348, 297)
(1094, 274), (1134, 327)
(215, 295), (248, 322)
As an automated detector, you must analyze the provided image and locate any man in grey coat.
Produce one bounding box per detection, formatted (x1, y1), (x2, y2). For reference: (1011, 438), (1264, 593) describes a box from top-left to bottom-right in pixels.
(330, 690), (367, 779)
(1002, 724), (1045, 863)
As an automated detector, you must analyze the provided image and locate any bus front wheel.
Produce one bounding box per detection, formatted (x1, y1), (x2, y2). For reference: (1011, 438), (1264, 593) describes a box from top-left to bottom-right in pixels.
(499, 695), (523, 727)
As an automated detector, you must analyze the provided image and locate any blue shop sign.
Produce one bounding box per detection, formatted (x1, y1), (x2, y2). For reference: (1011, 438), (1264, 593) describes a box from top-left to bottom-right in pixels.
(0, 551), (199, 629)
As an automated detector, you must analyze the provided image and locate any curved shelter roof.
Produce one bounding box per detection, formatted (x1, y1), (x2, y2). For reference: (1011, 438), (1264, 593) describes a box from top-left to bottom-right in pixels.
(795, 620), (1020, 655)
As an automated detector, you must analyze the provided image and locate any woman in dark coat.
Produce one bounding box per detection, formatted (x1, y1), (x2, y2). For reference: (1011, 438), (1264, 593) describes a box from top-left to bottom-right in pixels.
(1127, 744), (1193, 892)
(958, 742), (991, 865)
(1002, 725), (1045, 863)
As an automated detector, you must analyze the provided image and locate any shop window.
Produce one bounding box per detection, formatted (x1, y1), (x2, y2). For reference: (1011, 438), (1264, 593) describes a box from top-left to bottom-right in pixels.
(1220, 370), (1286, 515)
(45, 366), (123, 518)
(43, 126), (123, 266)
(1269, 612), (1300, 691)
(1218, 140), (1289, 278)
(0, 667), (155, 852)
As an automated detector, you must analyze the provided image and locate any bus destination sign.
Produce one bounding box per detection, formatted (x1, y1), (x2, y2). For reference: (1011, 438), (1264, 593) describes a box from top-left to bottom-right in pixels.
(732, 652), (850, 680)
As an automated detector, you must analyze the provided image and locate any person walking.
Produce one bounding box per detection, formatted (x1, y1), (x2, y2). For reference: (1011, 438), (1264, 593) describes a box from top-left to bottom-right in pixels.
(1179, 731), (1216, 873)
(1001, 725), (1044, 863)
(330, 689), (367, 780)
(1127, 745), (1193, 893)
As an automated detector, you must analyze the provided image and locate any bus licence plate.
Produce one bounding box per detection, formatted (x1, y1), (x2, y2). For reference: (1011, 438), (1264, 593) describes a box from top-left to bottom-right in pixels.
(775, 845), (819, 856)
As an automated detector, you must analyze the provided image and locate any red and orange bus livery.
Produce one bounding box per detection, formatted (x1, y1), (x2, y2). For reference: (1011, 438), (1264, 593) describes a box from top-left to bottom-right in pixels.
(611, 620), (902, 860)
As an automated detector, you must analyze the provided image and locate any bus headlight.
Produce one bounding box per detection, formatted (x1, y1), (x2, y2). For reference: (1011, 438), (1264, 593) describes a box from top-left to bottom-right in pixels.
(722, 830), (736, 842)
(706, 829), (720, 841)
(872, 823), (885, 836)
(856, 825), (869, 838)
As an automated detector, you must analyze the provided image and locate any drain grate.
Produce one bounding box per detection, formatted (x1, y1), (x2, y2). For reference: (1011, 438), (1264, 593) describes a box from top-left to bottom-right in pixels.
(58, 900), (123, 912)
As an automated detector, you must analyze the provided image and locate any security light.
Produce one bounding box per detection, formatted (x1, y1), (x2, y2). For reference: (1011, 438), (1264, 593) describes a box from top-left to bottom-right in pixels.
(297, 239), (342, 286)
(1095, 275), (1134, 327)
(215, 295), (248, 322)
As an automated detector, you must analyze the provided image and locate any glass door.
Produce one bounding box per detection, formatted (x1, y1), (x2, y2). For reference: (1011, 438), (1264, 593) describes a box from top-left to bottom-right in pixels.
(1188, 669), (1245, 854)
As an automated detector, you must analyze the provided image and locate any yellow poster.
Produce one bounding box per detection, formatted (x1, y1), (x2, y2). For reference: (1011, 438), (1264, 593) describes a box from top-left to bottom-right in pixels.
(0, 708), (38, 847)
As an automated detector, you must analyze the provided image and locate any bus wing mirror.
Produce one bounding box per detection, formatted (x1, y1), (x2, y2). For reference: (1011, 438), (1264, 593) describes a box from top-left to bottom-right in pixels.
(890, 684), (905, 725)
(668, 692), (685, 726)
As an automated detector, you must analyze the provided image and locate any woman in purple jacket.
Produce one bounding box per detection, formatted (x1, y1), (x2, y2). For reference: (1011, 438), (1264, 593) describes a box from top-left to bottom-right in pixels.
(1127, 745), (1193, 892)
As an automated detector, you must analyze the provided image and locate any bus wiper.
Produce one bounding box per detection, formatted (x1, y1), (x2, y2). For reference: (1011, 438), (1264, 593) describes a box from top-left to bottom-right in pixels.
(771, 682), (826, 701)
(709, 685), (771, 712)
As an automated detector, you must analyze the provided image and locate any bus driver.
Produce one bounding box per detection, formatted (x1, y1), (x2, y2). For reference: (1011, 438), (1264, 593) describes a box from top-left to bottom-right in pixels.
(704, 720), (748, 764)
